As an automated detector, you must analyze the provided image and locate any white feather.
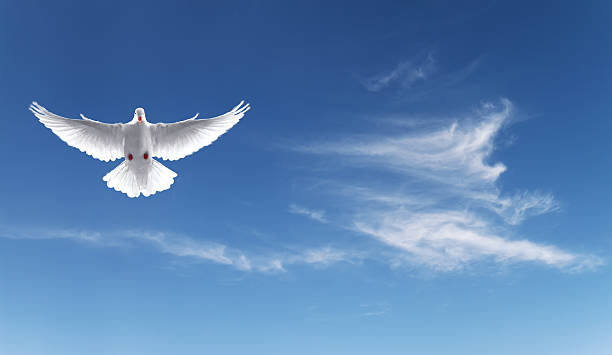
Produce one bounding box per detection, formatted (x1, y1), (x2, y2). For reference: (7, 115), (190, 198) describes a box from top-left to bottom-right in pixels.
(103, 159), (177, 198)
(29, 102), (124, 162)
(151, 101), (250, 161)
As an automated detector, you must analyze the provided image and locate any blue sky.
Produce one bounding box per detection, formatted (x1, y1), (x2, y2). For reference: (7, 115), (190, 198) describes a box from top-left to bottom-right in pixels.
(1, 1), (612, 354)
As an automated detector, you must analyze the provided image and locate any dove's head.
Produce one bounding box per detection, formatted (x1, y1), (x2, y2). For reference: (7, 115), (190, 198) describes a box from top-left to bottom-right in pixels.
(134, 107), (146, 124)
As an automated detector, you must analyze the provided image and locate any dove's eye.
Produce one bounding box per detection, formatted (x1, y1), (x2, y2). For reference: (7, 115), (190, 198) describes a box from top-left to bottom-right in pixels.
(143, 152), (148, 160)
(128, 154), (133, 161)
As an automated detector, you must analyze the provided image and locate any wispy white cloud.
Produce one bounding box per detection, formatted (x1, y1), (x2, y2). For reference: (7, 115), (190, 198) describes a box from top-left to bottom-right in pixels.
(289, 204), (327, 223)
(400, 58), (481, 103)
(361, 54), (435, 92)
(491, 191), (560, 225)
(294, 99), (602, 272)
(124, 231), (246, 269)
(358, 54), (481, 105)
(0, 225), (356, 273)
(354, 210), (593, 272)
(298, 99), (510, 187)
(289, 246), (354, 266)
(358, 302), (390, 318)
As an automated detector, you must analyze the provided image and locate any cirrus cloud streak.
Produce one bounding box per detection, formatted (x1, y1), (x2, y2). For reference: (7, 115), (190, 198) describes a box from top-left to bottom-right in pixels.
(294, 99), (601, 272)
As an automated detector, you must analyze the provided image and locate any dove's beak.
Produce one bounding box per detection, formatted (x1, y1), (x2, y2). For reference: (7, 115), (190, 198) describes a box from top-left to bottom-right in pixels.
(138, 117), (142, 124)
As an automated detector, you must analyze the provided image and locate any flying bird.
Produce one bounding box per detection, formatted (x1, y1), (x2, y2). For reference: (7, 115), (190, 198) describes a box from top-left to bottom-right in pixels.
(29, 101), (250, 198)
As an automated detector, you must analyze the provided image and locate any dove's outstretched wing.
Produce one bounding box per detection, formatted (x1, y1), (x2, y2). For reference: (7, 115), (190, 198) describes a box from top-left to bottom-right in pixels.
(151, 101), (250, 161)
(30, 102), (125, 162)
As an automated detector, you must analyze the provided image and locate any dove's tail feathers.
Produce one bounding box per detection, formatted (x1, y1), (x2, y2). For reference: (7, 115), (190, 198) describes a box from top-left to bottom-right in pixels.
(103, 159), (177, 198)
(141, 159), (178, 197)
(103, 161), (140, 198)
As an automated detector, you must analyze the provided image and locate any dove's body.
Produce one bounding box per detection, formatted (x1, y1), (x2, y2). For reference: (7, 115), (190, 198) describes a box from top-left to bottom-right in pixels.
(124, 121), (152, 158)
(102, 120), (164, 198)
(123, 121), (152, 172)
(30, 101), (250, 198)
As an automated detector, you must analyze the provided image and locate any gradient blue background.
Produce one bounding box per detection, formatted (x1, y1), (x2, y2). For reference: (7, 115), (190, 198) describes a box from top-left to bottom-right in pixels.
(1, 1), (611, 354)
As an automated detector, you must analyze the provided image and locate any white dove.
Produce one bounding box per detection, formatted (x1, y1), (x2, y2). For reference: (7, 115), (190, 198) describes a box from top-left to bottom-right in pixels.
(29, 101), (250, 198)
